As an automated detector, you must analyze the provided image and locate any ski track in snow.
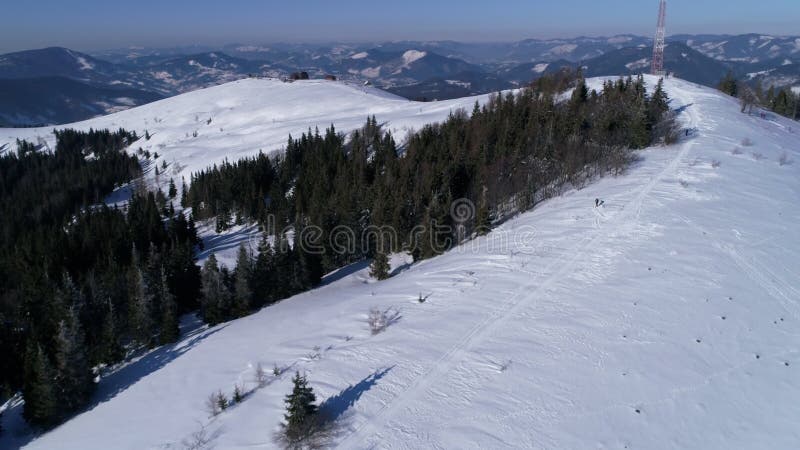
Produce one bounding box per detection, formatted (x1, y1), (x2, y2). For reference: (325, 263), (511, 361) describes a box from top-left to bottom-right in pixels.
(337, 78), (700, 449)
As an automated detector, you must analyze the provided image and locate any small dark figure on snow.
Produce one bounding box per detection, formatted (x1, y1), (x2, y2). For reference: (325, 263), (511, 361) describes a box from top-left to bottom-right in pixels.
(595, 198), (599, 207)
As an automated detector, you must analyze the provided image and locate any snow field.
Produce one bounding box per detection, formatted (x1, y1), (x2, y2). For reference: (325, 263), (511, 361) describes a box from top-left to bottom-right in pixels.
(2, 76), (799, 449)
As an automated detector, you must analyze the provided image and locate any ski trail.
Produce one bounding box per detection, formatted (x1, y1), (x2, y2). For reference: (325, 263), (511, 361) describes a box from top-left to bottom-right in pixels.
(337, 100), (699, 449)
(676, 214), (800, 322)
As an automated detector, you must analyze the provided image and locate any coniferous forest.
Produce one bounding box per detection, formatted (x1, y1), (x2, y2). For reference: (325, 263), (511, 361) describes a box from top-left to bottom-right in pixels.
(187, 73), (675, 270)
(0, 129), (201, 427)
(0, 72), (676, 429)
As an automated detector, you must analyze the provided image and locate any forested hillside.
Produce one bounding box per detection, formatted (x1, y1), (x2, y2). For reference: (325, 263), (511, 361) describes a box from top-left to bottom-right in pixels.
(0, 130), (201, 427)
(0, 72), (676, 433)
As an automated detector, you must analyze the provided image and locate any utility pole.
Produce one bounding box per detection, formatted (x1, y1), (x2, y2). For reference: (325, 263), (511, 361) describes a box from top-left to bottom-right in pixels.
(651, 0), (667, 76)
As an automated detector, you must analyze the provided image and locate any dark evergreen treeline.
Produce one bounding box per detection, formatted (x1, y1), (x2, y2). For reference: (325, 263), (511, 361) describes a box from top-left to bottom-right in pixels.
(0, 129), (201, 428)
(764, 85), (799, 120)
(187, 72), (675, 290)
(2, 72), (676, 431)
(718, 71), (799, 120)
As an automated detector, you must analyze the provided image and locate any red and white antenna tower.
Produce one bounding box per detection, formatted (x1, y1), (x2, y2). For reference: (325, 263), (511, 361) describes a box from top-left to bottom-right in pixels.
(651, 0), (667, 76)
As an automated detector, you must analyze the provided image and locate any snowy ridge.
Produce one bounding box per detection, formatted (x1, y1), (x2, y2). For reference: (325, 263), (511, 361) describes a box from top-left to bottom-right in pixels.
(3, 76), (800, 449)
(0, 78), (495, 179)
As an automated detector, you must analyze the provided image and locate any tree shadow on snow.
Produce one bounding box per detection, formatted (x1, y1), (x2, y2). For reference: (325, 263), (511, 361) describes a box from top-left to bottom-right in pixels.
(196, 223), (261, 262)
(673, 102), (694, 116)
(92, 320), (229, 407)
(1, 317), (227, 448)
(319, 366), (394, 424)
(319, 260), (371, 286)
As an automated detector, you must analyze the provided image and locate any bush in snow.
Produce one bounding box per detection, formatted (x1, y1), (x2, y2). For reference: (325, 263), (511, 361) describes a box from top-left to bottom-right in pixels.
(255, 363), (268, 387)
(368, 307), (401, 335)
(741, 138), (754, 147)
(368, 307), (388, 335)
(779, 152), (792, 166)
(182, 421), (213, 450)
(206, 392), (221, 417)
(206, 390), (228, 417)
(233, 384), (244, 404)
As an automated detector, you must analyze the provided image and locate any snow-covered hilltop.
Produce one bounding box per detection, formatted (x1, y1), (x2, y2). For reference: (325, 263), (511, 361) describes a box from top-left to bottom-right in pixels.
(3, 76), (800, 449)
(0, 78), (494, 179)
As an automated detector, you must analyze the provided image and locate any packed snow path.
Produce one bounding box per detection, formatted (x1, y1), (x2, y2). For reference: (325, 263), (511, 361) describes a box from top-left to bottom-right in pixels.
(2, 76), (799, 449)
(337, 79), (700, 449)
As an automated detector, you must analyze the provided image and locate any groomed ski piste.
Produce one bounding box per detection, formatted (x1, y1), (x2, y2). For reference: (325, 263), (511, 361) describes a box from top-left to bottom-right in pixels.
(2, 75), (800, 449)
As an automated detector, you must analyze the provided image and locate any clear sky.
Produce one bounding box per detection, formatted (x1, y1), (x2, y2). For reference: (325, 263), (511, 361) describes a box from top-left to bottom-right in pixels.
(2, 0), (798, 53)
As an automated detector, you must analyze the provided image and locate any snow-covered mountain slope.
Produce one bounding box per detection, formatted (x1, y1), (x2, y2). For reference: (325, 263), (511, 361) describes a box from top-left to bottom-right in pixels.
(3, 76), (800, 449)
(0, 78), (494, 178)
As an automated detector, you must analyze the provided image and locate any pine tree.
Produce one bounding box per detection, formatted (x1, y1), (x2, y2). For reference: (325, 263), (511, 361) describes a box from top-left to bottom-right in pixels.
(22, 342), (57, 427)
(158, 266), (179, 344)
(475, 186), (491, 235)
(168, 178), (177, 199)
(98, 300), (123, 363)
(283, 371), (318, 442)
(717, 71), (738, 97)
(215, 209), (231, 233)
(252, 236), (275, 307)
(232, 244), (253, 318)
(200, 254), (229, 325)
(180, 179), (189, 208)
(370, 249), (390, 280)
(215, 390), (228, 411)
(53, 306), (94, 414)
(649, 78), (670, 119)
(128, 252), (154, 347)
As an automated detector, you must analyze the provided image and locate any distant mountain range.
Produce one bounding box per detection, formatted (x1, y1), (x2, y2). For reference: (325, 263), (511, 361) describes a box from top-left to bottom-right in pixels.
(1, 34), (798, 126)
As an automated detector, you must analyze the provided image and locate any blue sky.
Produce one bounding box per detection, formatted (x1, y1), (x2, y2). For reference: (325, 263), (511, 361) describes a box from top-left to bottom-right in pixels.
(2, 0), (799, 52)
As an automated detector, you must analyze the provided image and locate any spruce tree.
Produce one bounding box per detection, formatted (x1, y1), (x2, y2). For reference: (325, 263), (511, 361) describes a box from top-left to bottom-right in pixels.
(98, 300), (123, 363)
(200, 254), (229, 325)
(253, 236), (275, 307)
(215, 209), (231, 233)
(22, 342), (57, 427)
(215, 390), (228, 411)
(370, 249), (390, 280)
(128, 254), (154, 347)
(717, 71), (738, 97)
(168, 178), (177, 199)
(232, 244), (253, 318)
(158, 266), (179, 344)
(180, 179), (189, 208)
(53, 306), (94, 414)
(475, 186), (491, 235)
(283, 371), (318, 442)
